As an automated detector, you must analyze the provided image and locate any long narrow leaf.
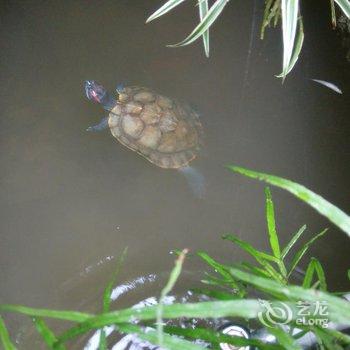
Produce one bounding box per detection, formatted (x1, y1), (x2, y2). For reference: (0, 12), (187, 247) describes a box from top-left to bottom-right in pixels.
(118, 324), (206, 350)
(229, 268), (350, 324)
(334, 0), (350, 18)
(240, 262), (272, 278)
(276, 16), (304, 77)
(227, 166), (350, 237)
(190, 288), (238, 300)
(32, 317), (66, 350)
(265, 187), (281, 259)
(330, 0), (337, 28)
(313, 327), (344, 350)
(261, 0), (276, 39)
(198, 0), (210, 57)
(168, 0), (229, 47)
(197, 251), (243, 292)
(146, 0), (187, 23)
(0, 305), (92, 322)
(268, 326), (302, 350)
(280, 0), (299, 80)
(56, 300), (264, 344)
(223, 234), (285, 283)
(164, 325), (283, 350)
(201, 272), (232, 286)
(223, 235), (280, 263)
(98, 330), (107, 350)
(302, 257), (327, 291)
(0, 316), (16, 350)
(102, 248), (128, 313)
(157, 249), (188, 345)
(281, 225), (307, 260)
(288, 228), (328, 277)
(198, 251), (232, 279)
(320, 327), (350, 345)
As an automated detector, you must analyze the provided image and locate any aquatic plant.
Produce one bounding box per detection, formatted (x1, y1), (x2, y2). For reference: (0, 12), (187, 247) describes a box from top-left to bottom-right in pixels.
(0, 167), (349, 349)
(146, 0), (350, 80)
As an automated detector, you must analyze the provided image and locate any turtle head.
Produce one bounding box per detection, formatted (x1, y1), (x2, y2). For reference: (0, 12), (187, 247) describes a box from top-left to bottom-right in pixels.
(84, 80), (116, 111)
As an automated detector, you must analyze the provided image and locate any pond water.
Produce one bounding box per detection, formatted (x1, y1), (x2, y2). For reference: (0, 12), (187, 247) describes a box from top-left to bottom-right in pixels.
(0, 0), (349, 348)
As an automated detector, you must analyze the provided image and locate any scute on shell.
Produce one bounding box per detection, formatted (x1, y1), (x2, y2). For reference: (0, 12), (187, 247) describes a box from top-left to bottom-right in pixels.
(157, 95), (173, 109)
(124, 101), (143, 114)
(133, 91), (155, 103)
(138, 125), (161, 149)
(122, 114), (144, 139)
(159, 111), (178, 132)
(140, 103), (161, 125)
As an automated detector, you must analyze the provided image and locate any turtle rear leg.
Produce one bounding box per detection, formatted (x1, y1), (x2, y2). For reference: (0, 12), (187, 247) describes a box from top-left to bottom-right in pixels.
(86, 116), (109, 132)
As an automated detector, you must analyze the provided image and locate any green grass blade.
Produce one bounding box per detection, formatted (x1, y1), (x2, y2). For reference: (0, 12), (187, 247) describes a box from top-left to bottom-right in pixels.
(146, 0), (187, 23)
(198, 0), (210, 57)
(100, 248), (129, 350)
(32, 317), (66, 350)
(197, 251), (243, 292)
(0, 304), (92, 322)
(302, 258), (316, 289)
(302, 257), (327, 291)
(201, 272), (232, 286)
(240, 262), (272, 278)
(102, 247), (128, 313)
(56, 300), (264, 344)
(265, 187), (281, 259)
(281, 224), (307, 260)
(168, 0), (229, 47)
(268, 326), (302, 350)
(0, 316), (16, 350)
(334, 0), (350, 18)
(276, 16), (304, 77)
(223, 234), (285, 283)
(288, 228), (328, 278)
(223, 234), (279, 263)
(320, 327), (350, 345)
(118, 324), (206, 350)
(164, 325), (283, 350)
(229, 268), (350, 324)
(227, 165), (350, 237)
(197, 251), (232, 279)
(98, 330), (107, 350)
(280, 0), (300, 80)
(330, 0), (337, 27)
(312, 327), (344, 350)
(312, 258), (327, 291)
(261, 0), (275, 39)
(157, 249), (188, 345)
(190, 288), (238, 300)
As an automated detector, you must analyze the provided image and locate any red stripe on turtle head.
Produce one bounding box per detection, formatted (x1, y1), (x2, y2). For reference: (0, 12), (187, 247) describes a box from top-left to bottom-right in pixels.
(84, 80), (107, 104)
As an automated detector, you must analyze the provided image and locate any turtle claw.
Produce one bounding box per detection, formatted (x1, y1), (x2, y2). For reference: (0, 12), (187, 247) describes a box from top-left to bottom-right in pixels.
(86, 117), (109, 132)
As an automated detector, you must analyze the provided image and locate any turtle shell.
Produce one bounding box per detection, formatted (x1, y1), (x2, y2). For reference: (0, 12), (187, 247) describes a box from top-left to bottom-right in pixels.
(108, 86), (202, 169)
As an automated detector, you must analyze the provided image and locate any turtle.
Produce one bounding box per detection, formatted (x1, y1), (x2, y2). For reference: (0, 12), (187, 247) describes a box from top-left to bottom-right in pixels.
(84, 80), (205, 196)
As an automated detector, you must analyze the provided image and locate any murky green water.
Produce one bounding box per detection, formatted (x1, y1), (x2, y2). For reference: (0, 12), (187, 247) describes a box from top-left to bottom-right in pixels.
(0, 0), (349, 347)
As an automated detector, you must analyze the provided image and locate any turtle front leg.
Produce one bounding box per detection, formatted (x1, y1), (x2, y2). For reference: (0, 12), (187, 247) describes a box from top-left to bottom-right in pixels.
(86, 116), (109, 132)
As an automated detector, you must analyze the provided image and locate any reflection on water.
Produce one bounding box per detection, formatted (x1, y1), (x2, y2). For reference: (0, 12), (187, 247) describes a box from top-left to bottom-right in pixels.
(83, 274), (215, 350)
(0, 0), (349, 347)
